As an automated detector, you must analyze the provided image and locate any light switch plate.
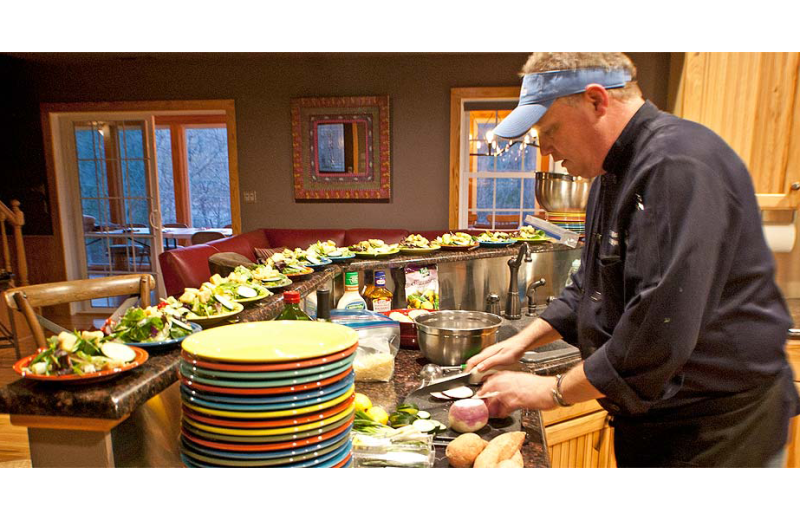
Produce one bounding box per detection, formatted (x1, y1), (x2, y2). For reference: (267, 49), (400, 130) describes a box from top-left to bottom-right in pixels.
(243, 190), (257, 204)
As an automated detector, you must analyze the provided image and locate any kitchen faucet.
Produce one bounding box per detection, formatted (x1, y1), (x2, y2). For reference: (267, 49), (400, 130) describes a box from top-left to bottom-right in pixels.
(526, 278), (546, 316)
(505, 243), (532, 319)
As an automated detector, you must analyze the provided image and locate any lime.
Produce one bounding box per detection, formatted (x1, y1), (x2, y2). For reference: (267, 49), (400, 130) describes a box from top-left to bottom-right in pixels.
(354, 393), (372, 413)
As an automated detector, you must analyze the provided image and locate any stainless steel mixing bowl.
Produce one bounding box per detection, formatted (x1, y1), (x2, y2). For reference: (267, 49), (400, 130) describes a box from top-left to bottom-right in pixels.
(535, 171), (594, 213)
(414, 310), (502, 366)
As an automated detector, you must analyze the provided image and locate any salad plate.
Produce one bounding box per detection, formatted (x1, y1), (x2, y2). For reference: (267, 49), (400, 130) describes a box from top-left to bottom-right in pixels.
(180, 427), (350, 460)
(259, 277), (292, 291)
(327, 251), (356, 262)
(180, 352), (356, 380)
(399, 245), (441, 255)
(438, 243), (479, 251)
(181, 321), (358, 363)
(180, 367), (354, 395)
(181, 411), (353, 444)
(182, 392), (354, 427)
(282, 266), (314, 278)
(477, 240), (516, 248)
(512, 236), (551, 243)
(178, 361), (351, 388)
(14, 345), (148, 384)
(123, 322), (202, 350)
(185, 302), (244, 328)
(352, 247), (400, 259)
(302, 257), (333, 271)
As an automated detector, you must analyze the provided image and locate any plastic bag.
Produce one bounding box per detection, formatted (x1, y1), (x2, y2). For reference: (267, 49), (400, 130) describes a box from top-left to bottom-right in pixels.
(405, 265), (439, 310)
(330, 310), (400, 382)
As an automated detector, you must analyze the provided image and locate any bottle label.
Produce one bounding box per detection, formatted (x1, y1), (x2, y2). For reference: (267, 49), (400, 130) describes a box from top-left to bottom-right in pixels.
(344, 301), (367, 311)
(375, 275), (386, 287)
(372, 299), (392, 312)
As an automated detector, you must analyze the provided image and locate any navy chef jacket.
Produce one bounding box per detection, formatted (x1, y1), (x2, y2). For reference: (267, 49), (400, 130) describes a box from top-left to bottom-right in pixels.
(539, 101), (800, 418)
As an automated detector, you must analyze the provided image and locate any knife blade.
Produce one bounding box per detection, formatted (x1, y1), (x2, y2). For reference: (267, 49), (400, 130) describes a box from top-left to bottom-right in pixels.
(418, 367), (498, 395)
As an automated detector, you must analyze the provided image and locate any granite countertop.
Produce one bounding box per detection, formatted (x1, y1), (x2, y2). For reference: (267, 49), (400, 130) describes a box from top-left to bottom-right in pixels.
(0, 243), (556, 420)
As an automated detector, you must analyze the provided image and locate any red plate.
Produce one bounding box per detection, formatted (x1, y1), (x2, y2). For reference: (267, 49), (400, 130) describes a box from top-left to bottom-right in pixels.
(181, 393), (355, 429)
(333, 453), (352, 468)
(179, 418), (353, 452)
(179, 367), (353, 395)
(13, 346), (148, 384)
(180, 343), (358, 372)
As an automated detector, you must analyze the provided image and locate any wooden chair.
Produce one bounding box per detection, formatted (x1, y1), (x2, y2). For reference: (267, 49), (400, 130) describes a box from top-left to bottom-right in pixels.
(191, 231), (225, 245)
(489, 214), (521, 230)
(3, 274), (156, 351)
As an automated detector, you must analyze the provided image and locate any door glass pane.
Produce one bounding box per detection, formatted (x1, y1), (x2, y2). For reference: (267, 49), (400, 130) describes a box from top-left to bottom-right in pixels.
(118, 122), (145, 159)
(186, 127), (230, 228)
(155, 128), (177, 225)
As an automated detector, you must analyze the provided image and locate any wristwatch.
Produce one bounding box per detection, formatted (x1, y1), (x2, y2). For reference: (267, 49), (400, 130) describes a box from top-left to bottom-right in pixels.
(551, 373), (572, 407)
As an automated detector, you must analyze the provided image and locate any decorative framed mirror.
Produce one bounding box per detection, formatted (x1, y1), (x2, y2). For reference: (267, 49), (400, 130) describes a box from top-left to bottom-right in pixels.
(291, 96), (390, 202)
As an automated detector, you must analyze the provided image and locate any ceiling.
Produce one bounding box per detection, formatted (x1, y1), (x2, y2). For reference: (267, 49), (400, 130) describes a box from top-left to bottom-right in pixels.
(0, 52), (507, 63)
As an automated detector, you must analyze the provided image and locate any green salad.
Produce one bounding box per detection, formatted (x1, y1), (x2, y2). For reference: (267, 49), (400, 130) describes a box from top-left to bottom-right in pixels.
(24, 331), (137, 376)
(108, 300), (194, 343)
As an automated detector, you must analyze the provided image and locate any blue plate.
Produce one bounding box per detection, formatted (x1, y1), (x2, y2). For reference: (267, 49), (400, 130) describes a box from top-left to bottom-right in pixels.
(179, 371), (355, 405)
(180, 413), (353, 444)
(179, 436), (351, 467)
(303, 257), (333, 270)
(327, 252), (356, 263)
(180, 440), (352, 468)
(180, 352), (356, 381)
(121, 322), (202, 350)
(477, 240), (516, 248)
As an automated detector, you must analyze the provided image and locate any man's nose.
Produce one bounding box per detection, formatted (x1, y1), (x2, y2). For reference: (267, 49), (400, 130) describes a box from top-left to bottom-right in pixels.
(538, 136), (553, 156)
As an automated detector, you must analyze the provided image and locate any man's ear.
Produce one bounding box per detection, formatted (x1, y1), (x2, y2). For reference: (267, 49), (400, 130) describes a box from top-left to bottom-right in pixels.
(583, 84), (609, 118)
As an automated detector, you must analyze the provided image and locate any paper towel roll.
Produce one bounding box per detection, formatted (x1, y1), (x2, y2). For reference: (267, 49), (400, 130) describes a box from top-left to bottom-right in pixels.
(763, 223), (796, 253)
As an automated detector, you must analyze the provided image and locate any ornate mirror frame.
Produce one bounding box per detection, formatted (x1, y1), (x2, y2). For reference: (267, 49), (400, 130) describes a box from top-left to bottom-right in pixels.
(291, 96), (391, 202)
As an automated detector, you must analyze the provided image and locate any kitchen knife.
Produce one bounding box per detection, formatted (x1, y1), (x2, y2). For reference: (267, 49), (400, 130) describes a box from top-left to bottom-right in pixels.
(416, 367), (499, 395)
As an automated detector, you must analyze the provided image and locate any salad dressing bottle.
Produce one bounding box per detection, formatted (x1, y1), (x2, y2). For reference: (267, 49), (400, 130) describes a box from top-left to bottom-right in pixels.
(361, 270), (376, 301)
(336, 271), (367, 310)
(275, 291), (312, 321)
(368, 271), (393, 313)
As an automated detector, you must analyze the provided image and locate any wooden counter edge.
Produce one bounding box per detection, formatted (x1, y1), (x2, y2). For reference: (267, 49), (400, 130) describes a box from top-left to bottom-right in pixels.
(9, 413), (130, 432)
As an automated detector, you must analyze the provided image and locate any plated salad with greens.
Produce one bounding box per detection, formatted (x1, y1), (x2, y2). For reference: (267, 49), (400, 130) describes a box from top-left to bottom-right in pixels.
(106, 299), (195, 343)
(23, 330), (137, 376)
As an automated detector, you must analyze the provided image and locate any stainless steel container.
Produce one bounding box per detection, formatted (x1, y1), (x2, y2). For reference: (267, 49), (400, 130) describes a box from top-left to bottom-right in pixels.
(414, 310), (503, 365)
(535, 171), (593, 213)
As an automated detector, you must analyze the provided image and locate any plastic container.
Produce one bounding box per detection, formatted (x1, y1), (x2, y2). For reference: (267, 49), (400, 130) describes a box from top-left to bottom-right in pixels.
(330, 310), (399, 382)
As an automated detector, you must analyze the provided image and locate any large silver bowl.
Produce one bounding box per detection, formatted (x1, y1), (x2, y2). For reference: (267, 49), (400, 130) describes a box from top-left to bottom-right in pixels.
(414, 310), (502, 365)
(535, 171), (594, 213)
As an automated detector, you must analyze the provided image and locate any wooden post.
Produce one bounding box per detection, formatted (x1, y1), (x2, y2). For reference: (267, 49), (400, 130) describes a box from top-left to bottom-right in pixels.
(0, 213), (10, 273)
(11, 200), (28, 286)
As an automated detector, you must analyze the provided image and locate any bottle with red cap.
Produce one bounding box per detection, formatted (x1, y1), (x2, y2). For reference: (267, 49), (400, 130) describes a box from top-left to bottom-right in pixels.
(274, 290), (312, 321)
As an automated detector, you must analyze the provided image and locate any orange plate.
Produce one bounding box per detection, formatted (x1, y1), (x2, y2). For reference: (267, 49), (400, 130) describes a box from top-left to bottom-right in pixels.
(333, 453), (352, 468)
(284, 266), (314, 278)
(180, 343), (358, 372)
(180, 367), (353, 395)
(181, 393), (355, 429)
(13, 346), (148, 384)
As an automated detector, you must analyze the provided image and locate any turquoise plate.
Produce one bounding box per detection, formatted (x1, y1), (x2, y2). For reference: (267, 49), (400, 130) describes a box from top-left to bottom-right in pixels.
(180, 428), (350, 460)
(180, 413), (353, 444)
(179, 371), (355, 405)
(180, 352), (355, 381)
(303, 257), (333, 270)
(178, 362), (350, 388)
(180, 440), (352, 468)
(121, 322), (202, 350)
(179, 435), (350, 467)
(327, 252), (356, 263)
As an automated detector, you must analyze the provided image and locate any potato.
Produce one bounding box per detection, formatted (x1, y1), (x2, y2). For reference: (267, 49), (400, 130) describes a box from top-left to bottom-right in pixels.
(446, 433), (489, 468)
(473, 431), (526, 468)
(497, 450), (524, 468)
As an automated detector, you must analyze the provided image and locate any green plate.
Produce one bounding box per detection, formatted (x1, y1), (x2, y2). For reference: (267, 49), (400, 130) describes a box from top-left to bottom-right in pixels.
(352, 247), (400, 258)
(180, 352), (356, 380)
(179, 362), (351, 388)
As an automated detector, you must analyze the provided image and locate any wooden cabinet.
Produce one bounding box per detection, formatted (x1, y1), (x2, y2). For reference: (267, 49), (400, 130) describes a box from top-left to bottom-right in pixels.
(673, 52), (800, 209)
(541, 400), (616, 468)
(786, 340), (800, 468)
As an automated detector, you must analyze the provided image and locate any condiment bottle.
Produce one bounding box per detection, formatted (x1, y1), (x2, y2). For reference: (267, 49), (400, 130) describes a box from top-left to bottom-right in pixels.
(316, 288), (332, 322)
(369, 271), (393, 313)
(361, 270), (376, 301)
(336, 271), (367, 310)
(274, 290), (312, 321)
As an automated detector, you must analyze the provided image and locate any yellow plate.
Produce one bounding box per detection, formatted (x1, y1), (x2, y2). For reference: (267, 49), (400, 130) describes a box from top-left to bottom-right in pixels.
(399, 245), (442, 255)
(182, 402), (355, 436)
(186, 302), (245, 327)
(181, 321), (359, 363)
(183, 386), (355, 419)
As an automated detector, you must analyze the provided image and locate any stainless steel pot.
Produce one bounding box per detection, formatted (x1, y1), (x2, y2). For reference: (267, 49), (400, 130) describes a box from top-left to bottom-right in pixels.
(535, 171), (593, 213)
(414, 310), (502, 365)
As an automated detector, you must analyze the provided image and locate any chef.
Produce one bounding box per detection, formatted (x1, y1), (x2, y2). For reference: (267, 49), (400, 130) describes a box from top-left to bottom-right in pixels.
(466, 52), (800, 467)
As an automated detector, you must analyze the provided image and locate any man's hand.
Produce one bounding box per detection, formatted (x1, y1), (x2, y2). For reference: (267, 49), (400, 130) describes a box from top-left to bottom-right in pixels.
(465, 337), (528, 373)
(475, 372), (558, 417)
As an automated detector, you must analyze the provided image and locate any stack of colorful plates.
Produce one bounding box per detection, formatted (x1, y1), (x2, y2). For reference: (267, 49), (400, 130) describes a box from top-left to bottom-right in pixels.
(546, 211), (586, 239)
(179, 321), (359, 468)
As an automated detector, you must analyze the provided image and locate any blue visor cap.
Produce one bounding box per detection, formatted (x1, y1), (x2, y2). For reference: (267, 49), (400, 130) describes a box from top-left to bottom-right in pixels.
(492, 68), (632, 139)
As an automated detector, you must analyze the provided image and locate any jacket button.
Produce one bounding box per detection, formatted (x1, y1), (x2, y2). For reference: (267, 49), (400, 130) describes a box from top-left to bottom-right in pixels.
(591, 291), (602, 301)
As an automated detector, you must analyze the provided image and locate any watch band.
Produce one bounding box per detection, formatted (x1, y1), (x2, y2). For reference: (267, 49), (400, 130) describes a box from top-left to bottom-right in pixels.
(551, 373), (572, 407)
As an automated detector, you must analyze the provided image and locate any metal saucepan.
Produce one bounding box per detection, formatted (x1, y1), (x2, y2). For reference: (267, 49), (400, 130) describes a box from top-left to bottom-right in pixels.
(414, 310), (502, 366)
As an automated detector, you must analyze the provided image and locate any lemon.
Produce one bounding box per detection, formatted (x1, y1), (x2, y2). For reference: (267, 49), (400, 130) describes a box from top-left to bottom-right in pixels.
(354, 393), (372, 413)
(365, 406), (389, 425)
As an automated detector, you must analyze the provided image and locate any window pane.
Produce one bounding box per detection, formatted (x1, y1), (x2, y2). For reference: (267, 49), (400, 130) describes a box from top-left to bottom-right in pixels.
(155, 128), (177, 225)
(118, 123), (145, 159)
(470, 178), (493, 209)
(495, 178), (521, 209)
(523, 178), (536, 209)
(187, 127), (231, 228)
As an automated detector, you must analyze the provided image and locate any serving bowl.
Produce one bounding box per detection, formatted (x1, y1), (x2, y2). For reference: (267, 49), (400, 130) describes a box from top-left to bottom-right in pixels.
(414, 310), (502, 365)
(534, 171), (594, 213)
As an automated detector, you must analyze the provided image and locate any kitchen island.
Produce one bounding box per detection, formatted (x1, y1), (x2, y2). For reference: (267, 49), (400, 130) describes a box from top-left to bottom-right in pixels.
(0, 242), (580, 467)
